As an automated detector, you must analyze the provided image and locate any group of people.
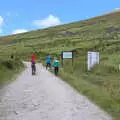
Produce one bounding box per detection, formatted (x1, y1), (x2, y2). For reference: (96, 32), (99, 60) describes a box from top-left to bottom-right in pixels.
(31, 54), (60, 75)
(45, 55), (60, 75)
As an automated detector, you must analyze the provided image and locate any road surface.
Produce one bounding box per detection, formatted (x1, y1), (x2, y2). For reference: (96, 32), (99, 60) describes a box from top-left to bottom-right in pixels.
(0, 62), (112, 120)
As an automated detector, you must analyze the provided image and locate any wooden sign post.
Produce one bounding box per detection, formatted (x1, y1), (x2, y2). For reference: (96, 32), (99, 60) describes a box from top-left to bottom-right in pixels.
(61, 51), (73, 67)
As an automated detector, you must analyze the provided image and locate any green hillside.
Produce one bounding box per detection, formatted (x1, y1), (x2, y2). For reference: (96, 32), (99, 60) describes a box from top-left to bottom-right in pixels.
(0, 10), (120, 58)
(0, 10), (120, 120)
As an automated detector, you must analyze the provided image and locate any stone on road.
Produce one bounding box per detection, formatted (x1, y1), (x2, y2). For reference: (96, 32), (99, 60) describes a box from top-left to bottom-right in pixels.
(0, 62), (112, 120)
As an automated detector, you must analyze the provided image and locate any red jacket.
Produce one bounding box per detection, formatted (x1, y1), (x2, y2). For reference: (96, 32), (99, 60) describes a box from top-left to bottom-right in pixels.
(31, 54), (36, 61)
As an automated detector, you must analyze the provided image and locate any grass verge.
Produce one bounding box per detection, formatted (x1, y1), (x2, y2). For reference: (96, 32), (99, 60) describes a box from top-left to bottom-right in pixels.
(0, 59), (25, 86)
(58, 61), (120, 120)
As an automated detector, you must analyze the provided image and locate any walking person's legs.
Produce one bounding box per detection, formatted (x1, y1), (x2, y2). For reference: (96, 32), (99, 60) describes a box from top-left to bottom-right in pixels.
(34, 64), (36, 74)
(54, 67), (59, 76)
(31, 64), (36, 75)
(56, 67), (59, 75)
(46, 63), (48, 70)
(48, 63), (51, 69)
(32, 65), (34, 75)
(54, 67), (56, 75)
(46, 63), (51, 70)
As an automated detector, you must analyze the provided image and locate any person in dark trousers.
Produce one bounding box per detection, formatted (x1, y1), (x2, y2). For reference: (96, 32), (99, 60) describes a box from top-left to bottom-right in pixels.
(52, 57), (60, 76)
(31, 53), (37, 75)
(31, 59), (36, 75)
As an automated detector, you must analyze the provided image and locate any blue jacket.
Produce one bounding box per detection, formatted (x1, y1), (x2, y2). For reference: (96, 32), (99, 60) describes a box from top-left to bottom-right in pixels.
(46, 56), (51, 64)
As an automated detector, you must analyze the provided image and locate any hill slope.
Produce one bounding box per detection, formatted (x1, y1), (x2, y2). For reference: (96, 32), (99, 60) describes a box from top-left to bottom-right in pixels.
(0, 10), (120, 58)
(0, 11), (120, 120)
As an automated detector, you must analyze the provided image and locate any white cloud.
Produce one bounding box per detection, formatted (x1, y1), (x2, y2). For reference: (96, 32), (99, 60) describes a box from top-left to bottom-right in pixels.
(0, 16), (4, 27)
(12, 29), (28, 34)
(33, 14), (61, 28)
(115, 8), (120, 10)
(0, 16), (4, 34)
(114, 8), (120, 11)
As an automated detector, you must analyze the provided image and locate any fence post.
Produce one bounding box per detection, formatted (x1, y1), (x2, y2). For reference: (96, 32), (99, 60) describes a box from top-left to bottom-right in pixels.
(119, 64), (120, 71)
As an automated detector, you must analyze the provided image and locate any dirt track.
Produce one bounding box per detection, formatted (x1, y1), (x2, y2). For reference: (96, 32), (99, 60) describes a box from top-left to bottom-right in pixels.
(0, 62), (112, 120)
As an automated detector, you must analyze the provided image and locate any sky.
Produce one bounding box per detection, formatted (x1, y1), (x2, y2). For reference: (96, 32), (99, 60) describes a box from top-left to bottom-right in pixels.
(0, 0), (120, 36)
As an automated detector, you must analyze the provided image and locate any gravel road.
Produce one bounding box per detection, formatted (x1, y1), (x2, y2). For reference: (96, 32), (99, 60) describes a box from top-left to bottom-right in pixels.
(0, 62), (112, 120)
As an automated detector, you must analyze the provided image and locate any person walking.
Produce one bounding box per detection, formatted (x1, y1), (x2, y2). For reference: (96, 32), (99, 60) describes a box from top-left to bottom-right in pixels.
(45, 55), (51, 70)
(31, 53), (37, 75)
(52, 57), (60, 76)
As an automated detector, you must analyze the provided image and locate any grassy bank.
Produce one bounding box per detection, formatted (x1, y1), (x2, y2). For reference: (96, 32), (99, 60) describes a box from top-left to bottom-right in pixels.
(58, 59), (120, 120)
(0, 59), (24, 86)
